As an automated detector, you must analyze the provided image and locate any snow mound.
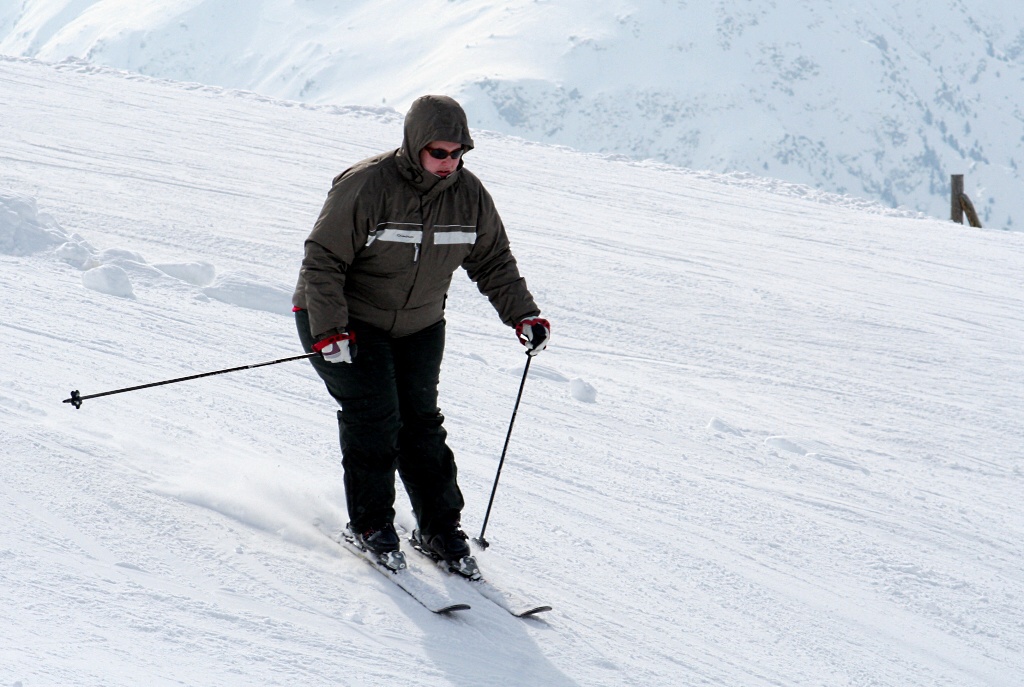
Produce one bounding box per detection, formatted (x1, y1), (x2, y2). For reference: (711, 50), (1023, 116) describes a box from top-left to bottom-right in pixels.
(97, 247), (146, 264)
(0, 191), (68, 255)
(764, 435), (871, 475)
(0, 189), (224, 303)
(202, 272), (293, 315)
(569, 378), (597, 403)
(708, 417), (745, 437)
(153, 261), (216, 286)
(82, 263), (135, 299)
(54, 240), (97, 269)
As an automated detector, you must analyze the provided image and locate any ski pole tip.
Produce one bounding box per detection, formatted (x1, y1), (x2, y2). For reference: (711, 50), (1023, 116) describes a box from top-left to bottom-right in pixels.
(473, 536), (490, 550)
(63, 390), (83, 409)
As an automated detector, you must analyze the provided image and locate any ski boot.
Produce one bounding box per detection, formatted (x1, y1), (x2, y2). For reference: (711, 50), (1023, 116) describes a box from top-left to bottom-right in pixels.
(411, 526), (480, 580)
(347, 522), (406, 571)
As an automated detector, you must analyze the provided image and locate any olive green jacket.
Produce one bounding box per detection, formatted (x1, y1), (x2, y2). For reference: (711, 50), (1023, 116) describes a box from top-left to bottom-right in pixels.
(292, 95), (540, 338)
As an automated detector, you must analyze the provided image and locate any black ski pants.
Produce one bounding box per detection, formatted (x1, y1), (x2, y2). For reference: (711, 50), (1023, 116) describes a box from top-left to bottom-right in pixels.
(295, 310), (464, 536)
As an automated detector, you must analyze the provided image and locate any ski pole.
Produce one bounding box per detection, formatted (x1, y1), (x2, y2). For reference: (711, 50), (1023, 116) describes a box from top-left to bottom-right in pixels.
(474, 352), (532, 550)
(63, 352), (318, 409)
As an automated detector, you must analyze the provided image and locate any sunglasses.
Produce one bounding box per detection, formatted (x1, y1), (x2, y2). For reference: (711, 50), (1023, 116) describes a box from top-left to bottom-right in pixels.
(425, 146), (465, 160)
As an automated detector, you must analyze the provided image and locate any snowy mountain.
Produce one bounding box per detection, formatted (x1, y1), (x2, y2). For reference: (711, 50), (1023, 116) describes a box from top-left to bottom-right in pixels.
(3, 56), (1024, 685)
(2, 0), (1023, 230)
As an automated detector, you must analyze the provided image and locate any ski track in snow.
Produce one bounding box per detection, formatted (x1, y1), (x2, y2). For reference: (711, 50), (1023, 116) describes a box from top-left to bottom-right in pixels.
(2, 57), (1024, 686)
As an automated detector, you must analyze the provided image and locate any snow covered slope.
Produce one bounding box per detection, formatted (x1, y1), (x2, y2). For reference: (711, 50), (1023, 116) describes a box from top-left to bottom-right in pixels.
(2, 57), (1024, 686)
(2, 0), (1023, 231)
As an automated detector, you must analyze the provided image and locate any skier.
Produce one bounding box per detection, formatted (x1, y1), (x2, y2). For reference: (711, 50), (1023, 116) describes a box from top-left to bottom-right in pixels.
(293, 94), (550, 568)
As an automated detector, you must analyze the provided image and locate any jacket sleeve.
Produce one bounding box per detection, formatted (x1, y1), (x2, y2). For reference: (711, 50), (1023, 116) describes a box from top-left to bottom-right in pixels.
(300, 172), (373, 338)
(462, 185), (540, 327)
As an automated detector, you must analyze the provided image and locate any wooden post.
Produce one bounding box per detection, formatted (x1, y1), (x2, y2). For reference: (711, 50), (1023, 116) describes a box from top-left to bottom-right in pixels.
(951, 174), (964, 224)
(960, 194), (983, 228)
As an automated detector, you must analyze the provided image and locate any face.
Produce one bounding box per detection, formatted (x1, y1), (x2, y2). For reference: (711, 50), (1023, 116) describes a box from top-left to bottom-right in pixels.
(419, 140), (464, 178)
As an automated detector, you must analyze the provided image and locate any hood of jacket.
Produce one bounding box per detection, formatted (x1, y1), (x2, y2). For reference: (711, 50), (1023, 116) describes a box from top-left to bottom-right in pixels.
(396, 95), (475, 195)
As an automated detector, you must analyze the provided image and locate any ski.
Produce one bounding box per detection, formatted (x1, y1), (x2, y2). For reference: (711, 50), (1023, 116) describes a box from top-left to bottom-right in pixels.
(471, 578), (553, 618)
(404, 530), (551, 618)
(421, 553), (551, 618)
(315, 521), (471, 615)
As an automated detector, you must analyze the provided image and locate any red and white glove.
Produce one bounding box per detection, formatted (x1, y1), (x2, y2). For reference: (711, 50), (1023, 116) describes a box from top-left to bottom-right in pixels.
(516, 316), (551, 356)
(313, 330), (356, 364)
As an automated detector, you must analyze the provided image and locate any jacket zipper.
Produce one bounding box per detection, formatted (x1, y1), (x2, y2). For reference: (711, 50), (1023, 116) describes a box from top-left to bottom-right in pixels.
(414, 199), (428, 263)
